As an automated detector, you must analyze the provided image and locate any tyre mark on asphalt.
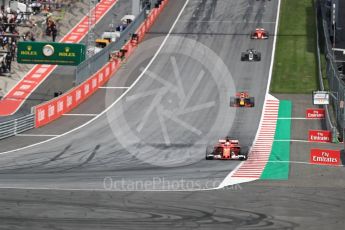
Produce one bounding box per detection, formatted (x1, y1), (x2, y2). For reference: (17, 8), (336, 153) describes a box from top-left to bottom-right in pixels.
(0, 145), (72, 172)
(83, 145), (101, 165)
(54, 145), (101, 172)
(49, 145), (72, 162)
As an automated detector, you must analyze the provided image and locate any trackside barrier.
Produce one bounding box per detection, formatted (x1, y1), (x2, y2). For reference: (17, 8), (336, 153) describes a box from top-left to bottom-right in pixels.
(34, 0), (169, 127)
(314, 0), (337, 142)
(318, 0), (345, 139)
(0, 114), (35, 140)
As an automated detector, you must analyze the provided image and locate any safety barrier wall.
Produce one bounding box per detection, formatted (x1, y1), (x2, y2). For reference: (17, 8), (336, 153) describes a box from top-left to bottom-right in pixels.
(0, 114), (35, 140)
(34, 0), (169, 127)
(318, 0), (345, 137)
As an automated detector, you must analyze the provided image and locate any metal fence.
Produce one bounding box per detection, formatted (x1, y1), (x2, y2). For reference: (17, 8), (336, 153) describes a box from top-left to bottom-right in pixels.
(318, 0), (345, 137)
(0, 114), (35, 140)
(75, 2), (154, 84)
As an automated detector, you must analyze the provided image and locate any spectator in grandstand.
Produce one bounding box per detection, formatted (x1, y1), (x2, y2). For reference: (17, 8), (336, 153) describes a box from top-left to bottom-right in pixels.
(5, 52), (12, 73)
(51, 23), (57, 42)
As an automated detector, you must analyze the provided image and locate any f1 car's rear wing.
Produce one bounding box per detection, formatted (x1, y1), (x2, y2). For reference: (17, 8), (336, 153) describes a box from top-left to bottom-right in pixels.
(235, 92), (250, 98)
(218, 139), (239, 144)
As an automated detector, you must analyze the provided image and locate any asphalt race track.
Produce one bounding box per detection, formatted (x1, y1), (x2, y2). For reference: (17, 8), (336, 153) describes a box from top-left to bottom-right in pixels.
(1, 0), (344, 229)
(0, 0), (277, 190)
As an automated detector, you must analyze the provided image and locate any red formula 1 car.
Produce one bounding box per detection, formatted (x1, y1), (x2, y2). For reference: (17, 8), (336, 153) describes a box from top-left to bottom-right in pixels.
(230, 92), (255, 107)
(206, 138), (248, 160)
(251, 28), (269, 39)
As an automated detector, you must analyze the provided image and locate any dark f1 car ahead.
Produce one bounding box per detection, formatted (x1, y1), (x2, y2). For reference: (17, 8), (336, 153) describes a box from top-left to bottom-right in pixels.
(230, 92), (255, 107)
(206, 138), (248, 160)
(241, 49), (261, 61)
(251, 28), (269, 39)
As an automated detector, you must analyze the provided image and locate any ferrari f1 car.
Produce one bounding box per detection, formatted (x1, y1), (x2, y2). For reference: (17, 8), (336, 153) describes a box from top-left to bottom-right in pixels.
(241, 49), (261, 61)
(206, 138), (248, 160)
(230, 92), (255, 107)
(251, 28), (269, 39)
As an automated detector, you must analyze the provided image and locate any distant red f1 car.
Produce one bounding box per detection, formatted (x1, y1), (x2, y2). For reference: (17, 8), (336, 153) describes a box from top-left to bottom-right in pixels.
(230, 92), (255, 107)
(251, 28), (269, 39)
(206, 138), (248, 160)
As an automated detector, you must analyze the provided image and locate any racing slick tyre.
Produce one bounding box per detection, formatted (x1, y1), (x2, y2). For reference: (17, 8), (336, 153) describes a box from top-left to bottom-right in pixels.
(206, 145), (214, 160)
(230, 97), (236, 107)
(241, 53), (246, 61)
(240, 146), (249, 161)
(255, 53), (261, 61)
(249, 97), (255, 107)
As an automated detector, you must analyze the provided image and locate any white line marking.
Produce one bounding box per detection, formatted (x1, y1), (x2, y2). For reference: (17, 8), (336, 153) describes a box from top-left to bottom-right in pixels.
(263, 160), (345, 167)
(274, 139), (308, 142)
(0, 186), (219, 192)
(178, 20), (276, 24)
(0, 0), (190, 156)
(62, 114), (98, 117)
(99, 86), (130, 89)
(15, 134), (59, 137)
(274, 139), (337, 144)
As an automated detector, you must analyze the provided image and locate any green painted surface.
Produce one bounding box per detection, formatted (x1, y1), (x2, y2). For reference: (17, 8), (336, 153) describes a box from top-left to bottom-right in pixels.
(261, 100), (292, 180)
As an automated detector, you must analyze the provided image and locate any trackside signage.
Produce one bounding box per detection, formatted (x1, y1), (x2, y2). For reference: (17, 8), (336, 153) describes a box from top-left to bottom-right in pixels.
(310, 149), (340, 166)
(17, 42), (86, 65)
(313, 91), (329, 105)
(306, 108), (325, 119)
(308, 130), (331, 143)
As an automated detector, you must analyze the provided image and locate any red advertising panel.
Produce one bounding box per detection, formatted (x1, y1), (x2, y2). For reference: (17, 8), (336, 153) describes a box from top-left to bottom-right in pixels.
(306, 108), (325, 119)
(34, 0), (169, 127)
(35, 62), (107, 127)
(308, 130), (331, 143)
(310, 149), (341, 166)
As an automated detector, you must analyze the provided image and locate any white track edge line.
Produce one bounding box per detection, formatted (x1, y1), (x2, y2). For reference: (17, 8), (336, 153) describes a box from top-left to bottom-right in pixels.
(15, 134), (59, 137)
(99, 86), (130, 89)
(62, 114), (98, 116)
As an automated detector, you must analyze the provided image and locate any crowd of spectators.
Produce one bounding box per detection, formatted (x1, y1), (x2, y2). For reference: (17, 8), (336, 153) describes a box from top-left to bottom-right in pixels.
(0, 0), (69, 75)
(0, 4), (26, 75)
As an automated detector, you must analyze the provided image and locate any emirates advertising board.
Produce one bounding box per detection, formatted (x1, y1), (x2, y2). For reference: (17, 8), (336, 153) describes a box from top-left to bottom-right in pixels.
(305, 108), (325, 119)
(308, 130), (331, 143)
(310, 149), (341, 166)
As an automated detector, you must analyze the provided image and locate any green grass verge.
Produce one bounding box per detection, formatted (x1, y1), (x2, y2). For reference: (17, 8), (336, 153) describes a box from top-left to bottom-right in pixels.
(270, 0), (318, 93)
(261, 100), (292, 180)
